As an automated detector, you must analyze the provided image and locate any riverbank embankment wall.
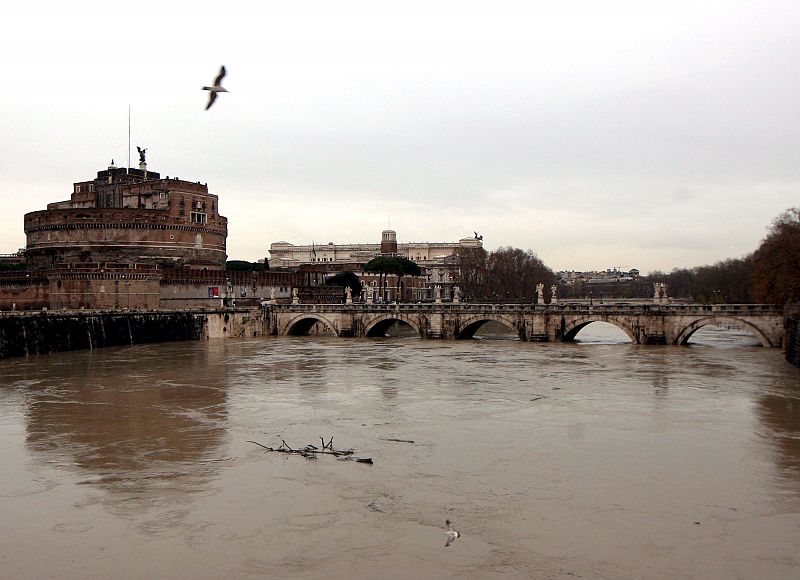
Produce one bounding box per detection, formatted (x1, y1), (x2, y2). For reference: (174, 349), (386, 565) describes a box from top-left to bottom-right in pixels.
(786, 305), (800, 368)
(0, 309), (266, 359)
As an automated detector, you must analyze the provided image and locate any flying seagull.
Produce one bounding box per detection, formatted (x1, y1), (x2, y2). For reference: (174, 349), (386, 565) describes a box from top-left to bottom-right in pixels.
(445, 519), (461, 547)
(202, 66), (228, 110)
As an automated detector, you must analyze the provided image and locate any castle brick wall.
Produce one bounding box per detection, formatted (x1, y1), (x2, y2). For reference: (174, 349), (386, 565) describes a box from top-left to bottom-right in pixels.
(160, 270), (300, 309)
(0, 273), (50, 310)
(24, 208), (227, 269)
(50, 275), (161, 310)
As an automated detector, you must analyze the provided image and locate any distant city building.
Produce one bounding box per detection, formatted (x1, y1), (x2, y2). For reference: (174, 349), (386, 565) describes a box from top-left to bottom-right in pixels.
(555, 267), (646, 301)
(269, 231), (482, 268)
(558, 267), (640, 285)
(269, 230), (483, 301)
(24, 159), (228, 270)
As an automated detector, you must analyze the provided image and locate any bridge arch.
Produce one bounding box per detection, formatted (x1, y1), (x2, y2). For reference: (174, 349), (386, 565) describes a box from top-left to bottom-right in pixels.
(283, 314), (339, 336)
(562, 317), (638, 343)
(363, 315), (423, 338)
(456, 315), (521, 340)
(673, 316), (773, 347)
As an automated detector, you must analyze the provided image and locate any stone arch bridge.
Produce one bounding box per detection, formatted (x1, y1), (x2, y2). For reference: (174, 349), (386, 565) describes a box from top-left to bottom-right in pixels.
(266, 303), (786, 347)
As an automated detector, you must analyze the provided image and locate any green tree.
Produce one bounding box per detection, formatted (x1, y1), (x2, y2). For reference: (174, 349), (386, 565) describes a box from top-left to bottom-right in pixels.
(363, 256), (421, 301)
(325, 271), (363, 297)
(390, 256), (421, 301)
(363, 256), (391, 299)
(226, 260), (266, 271)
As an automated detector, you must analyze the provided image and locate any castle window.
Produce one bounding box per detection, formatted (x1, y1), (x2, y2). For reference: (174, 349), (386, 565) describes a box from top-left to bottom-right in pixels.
(75, 185), (81, 193)
(191, 212), (207, 224)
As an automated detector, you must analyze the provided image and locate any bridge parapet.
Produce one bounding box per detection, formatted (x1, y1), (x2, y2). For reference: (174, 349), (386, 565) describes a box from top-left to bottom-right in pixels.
(268, 302), (783, 315)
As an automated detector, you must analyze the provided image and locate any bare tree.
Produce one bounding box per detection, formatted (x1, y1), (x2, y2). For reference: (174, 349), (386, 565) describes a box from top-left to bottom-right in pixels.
(487, 247), (556, 303)
(753, 208), (800, 304)
(446, 246), (488, 301)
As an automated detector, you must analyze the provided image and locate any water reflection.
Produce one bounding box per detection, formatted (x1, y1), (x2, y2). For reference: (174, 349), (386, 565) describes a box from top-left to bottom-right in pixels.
(687, 323), (763, 347)
(757, 393), (800, 490)
(572, 321), (632, 344)
(472, 320), (519, 340)
(380, 320), (420, 338)
(11, 343), (229, 494)
(645, 348), (671, 397)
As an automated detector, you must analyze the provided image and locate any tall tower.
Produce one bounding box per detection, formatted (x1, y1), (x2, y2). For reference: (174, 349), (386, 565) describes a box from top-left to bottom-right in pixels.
(380, 229), (398, 255)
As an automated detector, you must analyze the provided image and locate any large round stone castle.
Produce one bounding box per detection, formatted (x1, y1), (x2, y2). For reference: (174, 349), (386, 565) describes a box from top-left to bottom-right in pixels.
(23, 158), (228, 270)
(0, 156), (263, 310)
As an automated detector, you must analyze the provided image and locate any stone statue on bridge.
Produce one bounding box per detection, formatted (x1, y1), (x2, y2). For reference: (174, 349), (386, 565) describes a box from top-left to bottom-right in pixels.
(536, 283), (545, 304)
(653, 282), (668, 305)
(453, 286), (462, 304)
(291, 287), (299, 304)
(345, 286), (352, 304)
(434, 285), (442, 304)
(551, 285), (558, 304)
(269, 287), (276, 304)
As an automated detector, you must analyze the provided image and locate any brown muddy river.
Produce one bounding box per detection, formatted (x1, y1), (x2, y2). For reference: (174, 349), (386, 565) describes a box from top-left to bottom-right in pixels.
(1, 324), (799, 579)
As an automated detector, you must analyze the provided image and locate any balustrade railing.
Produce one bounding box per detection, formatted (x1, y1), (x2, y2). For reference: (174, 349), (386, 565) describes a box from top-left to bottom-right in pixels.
(268, 302), (783, 314)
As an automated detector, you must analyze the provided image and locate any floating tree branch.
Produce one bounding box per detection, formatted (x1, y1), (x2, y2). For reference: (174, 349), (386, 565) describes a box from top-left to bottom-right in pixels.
(247, 438), (372, 464)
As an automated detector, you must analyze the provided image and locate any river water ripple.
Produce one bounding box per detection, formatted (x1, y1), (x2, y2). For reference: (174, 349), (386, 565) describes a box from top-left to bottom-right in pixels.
(1, 325), (799, 579)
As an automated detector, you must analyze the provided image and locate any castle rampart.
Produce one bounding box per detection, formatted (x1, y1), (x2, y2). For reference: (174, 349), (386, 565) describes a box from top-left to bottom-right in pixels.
(24, 208), (227, 269)
(23, 161), (228, 270)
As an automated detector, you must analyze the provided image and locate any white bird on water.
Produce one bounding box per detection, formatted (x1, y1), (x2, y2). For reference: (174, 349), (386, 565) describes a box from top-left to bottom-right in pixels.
(445, 519), (461, 547)
(202, 66), (228, 110)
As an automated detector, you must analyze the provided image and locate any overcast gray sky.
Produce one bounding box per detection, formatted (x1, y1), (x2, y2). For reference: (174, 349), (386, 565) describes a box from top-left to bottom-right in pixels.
(1, 0), (798, 272)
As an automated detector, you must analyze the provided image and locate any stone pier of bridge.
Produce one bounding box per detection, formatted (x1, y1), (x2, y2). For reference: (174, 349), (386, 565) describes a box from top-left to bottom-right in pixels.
(266, 302), (786, 348)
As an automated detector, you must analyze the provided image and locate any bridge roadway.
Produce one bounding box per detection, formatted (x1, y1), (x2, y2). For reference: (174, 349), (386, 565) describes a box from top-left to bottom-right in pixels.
(266, 302), (786, 347)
